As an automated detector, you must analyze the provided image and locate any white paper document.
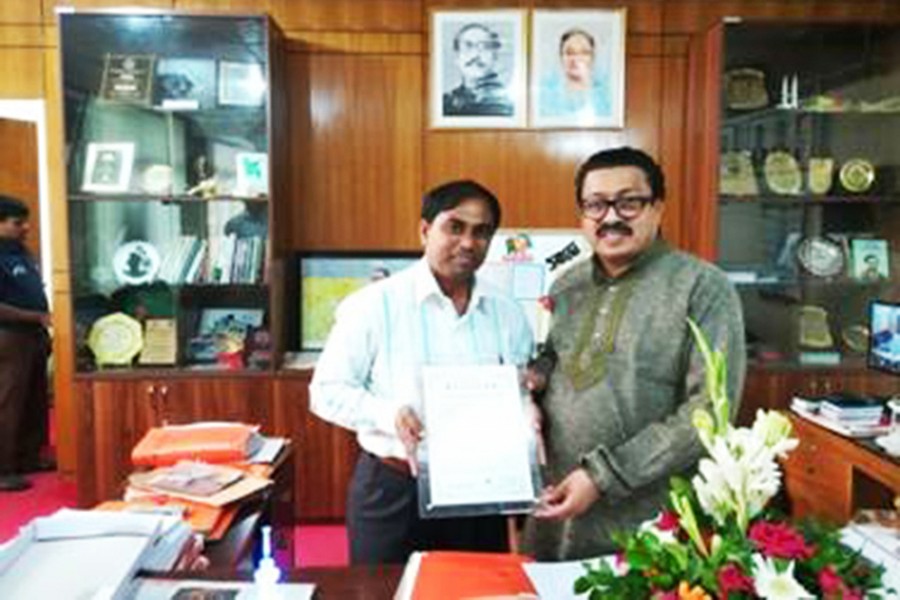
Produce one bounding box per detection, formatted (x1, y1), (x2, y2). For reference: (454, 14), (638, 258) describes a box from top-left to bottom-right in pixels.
(421, 364), (538, 507)
(522, 557), (614, 600)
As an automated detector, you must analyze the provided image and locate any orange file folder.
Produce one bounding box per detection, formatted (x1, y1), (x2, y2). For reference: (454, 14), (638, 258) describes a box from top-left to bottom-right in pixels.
(411, 552), (536, 599)
(131, 423), (258, 467)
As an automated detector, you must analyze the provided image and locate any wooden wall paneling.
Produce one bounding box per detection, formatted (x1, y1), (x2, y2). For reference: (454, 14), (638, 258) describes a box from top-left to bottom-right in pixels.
(274, 373), (358, 521)
(0, 25), (45, 46)
(44, 42), (80, 475)
(0, 3), (43, 24)
(286, 32), (423, 55)
(680, 19), (721, 261)
(42, 0), (174, 22)
(0, 48), (45, 97)
(159, 378), (274, 429)
(89, 380), (156, 503)
(289, 50), (423, 250)
(424, 48), (663, 230)
(174, 0), (271, 13)
(658, 47), (688, 248)
(272, 0), (422, 33)
(73, 380), (96, 505)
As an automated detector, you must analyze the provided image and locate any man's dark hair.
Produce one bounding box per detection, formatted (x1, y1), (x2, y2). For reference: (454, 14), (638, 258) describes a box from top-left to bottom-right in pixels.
(0, 195), (29, 221)
(453, 23), (500, 52)
(575, 146), (666, 204)
(559, 28), (595, 54)
(421, 180), (501, 229)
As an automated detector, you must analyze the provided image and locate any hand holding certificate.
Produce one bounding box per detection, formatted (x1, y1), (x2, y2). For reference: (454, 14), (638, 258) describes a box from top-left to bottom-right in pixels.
(417, 364), (542, 518)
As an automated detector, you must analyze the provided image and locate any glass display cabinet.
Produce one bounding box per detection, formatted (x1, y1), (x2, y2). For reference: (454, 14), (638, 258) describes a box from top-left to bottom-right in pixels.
(716, 21), (900, 369)
(60, 11), (284, 372)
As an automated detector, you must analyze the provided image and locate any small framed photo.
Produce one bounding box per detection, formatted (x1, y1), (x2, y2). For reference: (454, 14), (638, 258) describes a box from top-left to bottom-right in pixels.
(850, 238), (890, 281)
(530, 9), (627, 128)
(198, 308), (264, 337)
(430, 9), (526, 129)
(234, 152), (268, 197)
(82, 142), (135, 193)
(217, 61), (266, 107)
(155, 57), (217, 110)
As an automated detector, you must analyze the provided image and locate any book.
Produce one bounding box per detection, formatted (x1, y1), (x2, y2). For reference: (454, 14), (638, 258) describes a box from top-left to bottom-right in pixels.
(145, 461), (244, 497)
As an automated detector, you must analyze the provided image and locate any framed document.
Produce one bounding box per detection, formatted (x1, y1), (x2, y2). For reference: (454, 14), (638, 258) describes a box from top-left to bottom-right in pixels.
(138, 318), (177, 366)
(82, 142), (135, 194)
(218, 61), (266, 106)
(417, 364), (542, 518)
(99, 53), (155, 105)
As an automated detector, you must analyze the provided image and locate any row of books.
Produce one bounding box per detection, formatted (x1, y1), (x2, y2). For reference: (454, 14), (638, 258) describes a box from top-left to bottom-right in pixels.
(157, 234), (266, 285)
(790, 393), (891, 437)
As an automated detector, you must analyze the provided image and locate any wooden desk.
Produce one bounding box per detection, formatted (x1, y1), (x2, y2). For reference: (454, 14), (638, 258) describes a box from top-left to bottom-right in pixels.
(145, 565), (403, 600)
(783, 413), (900, 524)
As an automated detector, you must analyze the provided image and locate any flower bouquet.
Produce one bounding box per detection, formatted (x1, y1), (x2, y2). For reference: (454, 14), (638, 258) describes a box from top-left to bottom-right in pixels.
(575, 320), (890, 600)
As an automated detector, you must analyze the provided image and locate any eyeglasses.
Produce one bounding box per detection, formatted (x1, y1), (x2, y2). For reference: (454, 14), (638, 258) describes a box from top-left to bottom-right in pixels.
(578, 196), (656, 220)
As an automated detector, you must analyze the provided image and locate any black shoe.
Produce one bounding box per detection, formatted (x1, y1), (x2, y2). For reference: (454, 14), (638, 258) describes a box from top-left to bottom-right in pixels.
(0, 475), (32, 492)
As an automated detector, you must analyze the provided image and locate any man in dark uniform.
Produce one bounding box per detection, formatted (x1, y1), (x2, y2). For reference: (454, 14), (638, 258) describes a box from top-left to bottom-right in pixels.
(443, 23), (513, 117)
(0, 195), (52, 492)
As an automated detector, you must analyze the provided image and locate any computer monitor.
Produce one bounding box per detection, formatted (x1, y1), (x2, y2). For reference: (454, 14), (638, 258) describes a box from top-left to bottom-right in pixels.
(295, 251), (421, 351)
(868, 299), (900, 376)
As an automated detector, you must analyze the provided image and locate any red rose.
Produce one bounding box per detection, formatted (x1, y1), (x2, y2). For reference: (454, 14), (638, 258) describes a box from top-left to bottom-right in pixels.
(657, 510), (681, 532)
(819, 565), (863, 600)
(748, 520), (814, 560)
(717, 563), (754, 595)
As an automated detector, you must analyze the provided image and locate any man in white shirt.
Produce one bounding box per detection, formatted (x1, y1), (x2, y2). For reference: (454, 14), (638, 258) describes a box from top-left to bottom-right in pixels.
(310, 180), (533, 564)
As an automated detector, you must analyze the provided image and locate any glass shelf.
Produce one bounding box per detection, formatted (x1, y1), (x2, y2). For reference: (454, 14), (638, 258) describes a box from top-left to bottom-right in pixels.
(717, 21), (900, 368)
(60, 11), (279, 373)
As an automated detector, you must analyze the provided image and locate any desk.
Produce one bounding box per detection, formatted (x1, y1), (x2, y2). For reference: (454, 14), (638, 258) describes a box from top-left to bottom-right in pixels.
(783, 413), (900, 523)
(146, 566), (403, 600)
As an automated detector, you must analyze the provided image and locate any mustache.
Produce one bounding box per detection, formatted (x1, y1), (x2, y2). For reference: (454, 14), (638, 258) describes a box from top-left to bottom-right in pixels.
(598, 222), (633, 236)
(465, 57), (487, 68)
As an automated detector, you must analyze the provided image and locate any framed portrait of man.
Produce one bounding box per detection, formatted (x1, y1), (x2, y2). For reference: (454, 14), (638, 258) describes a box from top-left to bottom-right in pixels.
(530, 9), (627, 129)
(430, 9), (526, 129)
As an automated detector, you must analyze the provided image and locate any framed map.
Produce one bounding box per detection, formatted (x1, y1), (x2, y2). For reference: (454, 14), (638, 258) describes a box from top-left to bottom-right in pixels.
(299, 252), (420, 350)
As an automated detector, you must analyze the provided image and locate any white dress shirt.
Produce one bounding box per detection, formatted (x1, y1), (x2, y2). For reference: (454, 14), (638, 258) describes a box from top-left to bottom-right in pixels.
(310, 258), (534, 459)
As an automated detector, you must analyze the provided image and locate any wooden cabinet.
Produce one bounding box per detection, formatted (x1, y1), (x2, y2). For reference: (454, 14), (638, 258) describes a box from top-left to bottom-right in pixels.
(739, 366), (900, 426)
(273, 371), (358, 522)
(782, 414), (900, 523)
(76, 375), (274, 506)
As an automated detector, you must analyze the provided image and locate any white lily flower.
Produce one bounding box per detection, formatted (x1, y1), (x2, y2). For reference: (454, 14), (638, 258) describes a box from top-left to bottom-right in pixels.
(752, 554), (815, 600)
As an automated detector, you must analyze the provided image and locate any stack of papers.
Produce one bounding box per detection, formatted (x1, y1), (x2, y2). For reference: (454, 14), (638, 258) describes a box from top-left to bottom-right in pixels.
(791, 395), (891, 438)
(128, 463), (271, 507)
(0, 509), (192, 599)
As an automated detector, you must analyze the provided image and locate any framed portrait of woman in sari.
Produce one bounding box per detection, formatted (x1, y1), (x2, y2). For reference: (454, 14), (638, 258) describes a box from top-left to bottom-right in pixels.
(530, 9), (626, 129)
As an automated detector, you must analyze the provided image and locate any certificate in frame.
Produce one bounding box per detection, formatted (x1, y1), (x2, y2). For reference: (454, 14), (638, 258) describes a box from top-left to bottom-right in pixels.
(99, 53), (155, 105)
(416, 364), (542, 519)
(218, 61), (266, 107)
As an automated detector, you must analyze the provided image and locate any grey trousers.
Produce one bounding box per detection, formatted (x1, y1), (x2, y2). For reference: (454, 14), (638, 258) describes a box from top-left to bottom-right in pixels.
(346, 451), (508, 565)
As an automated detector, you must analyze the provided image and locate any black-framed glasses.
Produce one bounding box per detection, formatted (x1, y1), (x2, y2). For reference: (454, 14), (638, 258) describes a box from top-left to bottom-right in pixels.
(578, 195), (656, 220)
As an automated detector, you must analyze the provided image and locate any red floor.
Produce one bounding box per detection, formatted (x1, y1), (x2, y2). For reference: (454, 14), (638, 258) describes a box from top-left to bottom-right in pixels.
(0, 472), (348, 568)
